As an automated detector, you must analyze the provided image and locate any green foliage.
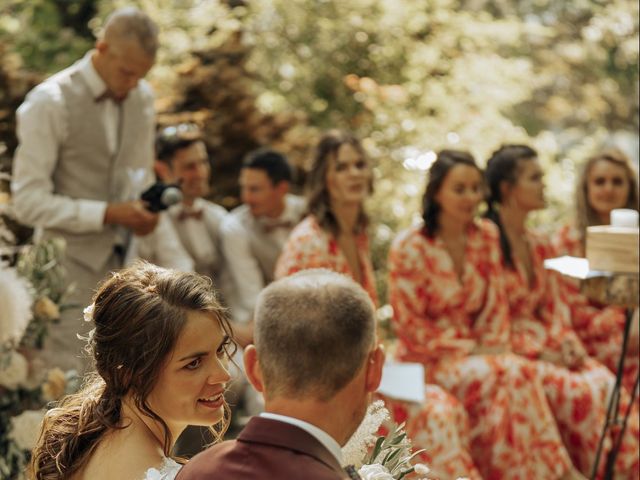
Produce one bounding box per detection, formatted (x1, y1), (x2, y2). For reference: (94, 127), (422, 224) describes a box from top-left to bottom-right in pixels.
(16, 238), (72, 348)
(240, 0), (638, 301)
(0, 383), (43, 479)
(0, 0), (96, 73)
(1, 0), (637, 304)
(366, 420), (425, 479)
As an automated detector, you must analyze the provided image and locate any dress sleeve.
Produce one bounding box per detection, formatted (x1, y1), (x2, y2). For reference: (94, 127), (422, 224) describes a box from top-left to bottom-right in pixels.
(11, 85), (107, 232)
(470, 224), (511, 348)
(389, 232), (476, 364)
(274, 219), (334, 278)
(534, 234), (581, 352)
(545, 229), (625, 341)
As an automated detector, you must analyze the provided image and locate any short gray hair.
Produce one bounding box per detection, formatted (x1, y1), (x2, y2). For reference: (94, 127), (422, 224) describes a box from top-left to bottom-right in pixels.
(254, 269), (375, 401)
(101, 7), (159, 58)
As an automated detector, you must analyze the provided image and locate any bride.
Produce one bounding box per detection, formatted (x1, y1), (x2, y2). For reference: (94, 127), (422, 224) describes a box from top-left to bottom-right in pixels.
(30, 261), (235, 480)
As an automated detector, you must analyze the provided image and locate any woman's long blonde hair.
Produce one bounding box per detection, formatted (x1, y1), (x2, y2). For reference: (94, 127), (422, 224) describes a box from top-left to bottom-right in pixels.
(30, 262), (235, 479)
(575, 148), (639, 241)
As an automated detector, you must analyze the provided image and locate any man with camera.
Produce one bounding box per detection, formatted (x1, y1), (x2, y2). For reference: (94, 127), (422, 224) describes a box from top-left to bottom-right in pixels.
(137, 123), (230, 302)
(11, 8), (160, 372)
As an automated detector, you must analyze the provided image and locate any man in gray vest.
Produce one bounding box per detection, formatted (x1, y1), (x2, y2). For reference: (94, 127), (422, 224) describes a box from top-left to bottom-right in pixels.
(221, 149), (306, 333)
(220, 149), (306, 418)
(11, 8), (159, 372)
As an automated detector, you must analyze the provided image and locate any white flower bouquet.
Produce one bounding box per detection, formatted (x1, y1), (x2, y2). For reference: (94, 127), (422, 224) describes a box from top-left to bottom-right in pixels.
(0, 237), (77, 479)
(342, 400), (430, 480)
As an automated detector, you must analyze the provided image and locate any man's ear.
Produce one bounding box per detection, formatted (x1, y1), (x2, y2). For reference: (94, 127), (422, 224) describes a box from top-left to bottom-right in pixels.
(275, 180), (290, 196)
(95, 39), (108, 54)
(365, 344), (385, 393)
(243, 345), (265, 393)
(155, 160), (172, 183)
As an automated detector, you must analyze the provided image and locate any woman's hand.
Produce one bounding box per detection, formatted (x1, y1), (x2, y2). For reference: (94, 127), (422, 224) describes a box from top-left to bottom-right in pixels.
(472, 344), (509, 355)
(539, 349), (563, 366)
(560, 336), (587, 370)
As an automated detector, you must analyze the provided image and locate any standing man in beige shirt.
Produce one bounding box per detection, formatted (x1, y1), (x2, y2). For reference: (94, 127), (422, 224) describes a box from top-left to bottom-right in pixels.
(11, 8), (160, 372)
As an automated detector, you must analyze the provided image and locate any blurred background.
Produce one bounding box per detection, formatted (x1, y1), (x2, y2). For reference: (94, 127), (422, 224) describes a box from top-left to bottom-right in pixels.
(0, 0), (638, 300)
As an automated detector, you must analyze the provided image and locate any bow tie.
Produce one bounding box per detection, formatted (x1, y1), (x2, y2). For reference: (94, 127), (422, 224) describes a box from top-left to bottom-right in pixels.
(262, 220), (293, 233)
(177, 208), (204, 222)
(95, 90), (125, 104)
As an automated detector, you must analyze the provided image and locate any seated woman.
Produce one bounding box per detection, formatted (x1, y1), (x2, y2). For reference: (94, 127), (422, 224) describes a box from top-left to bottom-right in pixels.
(275, 130), (481, 480)
(30, 262), (235, 480)
(275, 130), (377, 301)
(552, 148), (639, 394)
(388, 149), (584, 479)
(484, 145), (638, 478)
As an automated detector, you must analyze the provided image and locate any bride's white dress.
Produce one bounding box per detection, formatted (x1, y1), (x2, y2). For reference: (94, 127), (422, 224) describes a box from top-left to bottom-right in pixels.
(143, 457), (182, 480)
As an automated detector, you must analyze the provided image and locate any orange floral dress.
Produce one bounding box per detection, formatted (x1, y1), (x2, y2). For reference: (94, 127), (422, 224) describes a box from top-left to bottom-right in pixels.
(275, 215), (481, 480)
(505, 229), (639, 477)
(275, 215), (378, 303)
(389, 219), (573, 479)
(552, 224), (639, 395)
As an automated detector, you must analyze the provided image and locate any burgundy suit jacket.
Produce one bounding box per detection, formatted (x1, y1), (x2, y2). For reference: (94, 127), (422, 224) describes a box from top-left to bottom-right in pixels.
(176, 416), (353, 480)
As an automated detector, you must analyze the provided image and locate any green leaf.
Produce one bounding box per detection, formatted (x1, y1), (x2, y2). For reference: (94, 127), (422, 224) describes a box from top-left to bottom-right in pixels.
(369, 435), (386, 463)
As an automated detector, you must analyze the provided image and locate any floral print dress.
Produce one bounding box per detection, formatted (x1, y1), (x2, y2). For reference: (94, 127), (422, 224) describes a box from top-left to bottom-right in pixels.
(275, 215), (482, 480)
(389, 219), (573, 480)
(505, 229), (639, 478)
(552, 224), (639, 396)
(275, 215), (378, 303)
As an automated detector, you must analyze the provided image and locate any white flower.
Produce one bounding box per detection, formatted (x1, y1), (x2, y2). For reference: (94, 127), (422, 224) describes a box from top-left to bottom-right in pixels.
(83, 303), (94, 323)
(414, 464), (430, 475)
(358, 463), (395, 480)
(0, 267), (33, 346)
(0, 350), (29, 389)
(9, 409), (45, 451)
(342, 400), (390, 467)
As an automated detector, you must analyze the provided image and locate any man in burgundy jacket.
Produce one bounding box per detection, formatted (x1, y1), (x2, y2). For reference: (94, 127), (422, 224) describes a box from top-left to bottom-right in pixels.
(176, 269), (385, 480)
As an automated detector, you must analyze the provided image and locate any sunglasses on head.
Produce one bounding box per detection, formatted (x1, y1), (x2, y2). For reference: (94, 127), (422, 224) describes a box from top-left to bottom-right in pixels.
(157, 123), (202, 144)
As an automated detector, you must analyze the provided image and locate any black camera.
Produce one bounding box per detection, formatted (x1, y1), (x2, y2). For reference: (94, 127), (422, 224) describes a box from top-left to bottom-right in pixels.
(140, 182), (183, 212)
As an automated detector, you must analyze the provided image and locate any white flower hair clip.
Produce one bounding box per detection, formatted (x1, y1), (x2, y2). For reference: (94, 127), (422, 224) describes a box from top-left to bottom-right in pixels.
(83, 304), (95, 323)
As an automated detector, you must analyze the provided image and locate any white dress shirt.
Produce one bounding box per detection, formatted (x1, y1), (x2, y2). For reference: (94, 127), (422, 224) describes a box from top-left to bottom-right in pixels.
(259, 412), (343, 466)
(220, 194), (306, 323)
(126, 212), (194, 272)
(11, 51), (154, 233)
(166, 198), (227, 275)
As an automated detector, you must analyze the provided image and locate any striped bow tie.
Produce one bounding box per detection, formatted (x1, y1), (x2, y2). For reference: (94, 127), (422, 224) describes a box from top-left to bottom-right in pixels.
(95, 90), (125, 104)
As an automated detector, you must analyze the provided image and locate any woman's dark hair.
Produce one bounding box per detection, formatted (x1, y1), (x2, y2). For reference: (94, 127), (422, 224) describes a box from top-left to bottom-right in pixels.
(30, 261), (235, 479)
(422, 149), (480, 237)
(306, 130), (371, 235)
(484, 144), (538, 267)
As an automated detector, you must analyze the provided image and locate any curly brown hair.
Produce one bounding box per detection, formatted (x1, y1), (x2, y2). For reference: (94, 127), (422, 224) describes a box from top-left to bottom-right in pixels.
(29, 261), (235, 479)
